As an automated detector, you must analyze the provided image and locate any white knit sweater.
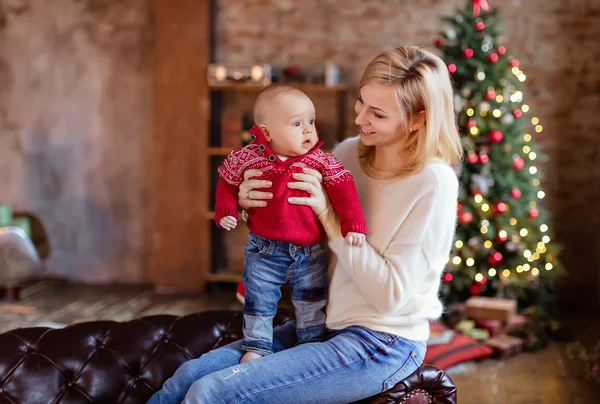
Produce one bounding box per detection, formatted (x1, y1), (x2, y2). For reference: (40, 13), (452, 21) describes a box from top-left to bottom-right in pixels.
(320, 137), (458, 341)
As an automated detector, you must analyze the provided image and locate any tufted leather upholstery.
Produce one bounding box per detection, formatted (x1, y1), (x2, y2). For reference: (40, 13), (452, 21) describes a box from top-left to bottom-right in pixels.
(0, 310), (457, 403)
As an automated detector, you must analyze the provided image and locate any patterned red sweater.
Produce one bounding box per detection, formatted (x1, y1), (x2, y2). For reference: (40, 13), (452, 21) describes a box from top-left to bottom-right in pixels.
(215, 125), (367, 246)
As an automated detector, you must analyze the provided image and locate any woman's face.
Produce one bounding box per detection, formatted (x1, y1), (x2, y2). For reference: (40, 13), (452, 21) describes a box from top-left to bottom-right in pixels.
(354, 82), (406, 147)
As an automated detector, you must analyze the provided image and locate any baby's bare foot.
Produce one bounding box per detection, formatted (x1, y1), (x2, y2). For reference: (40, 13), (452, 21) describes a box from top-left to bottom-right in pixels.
(240, 352), (262, 364)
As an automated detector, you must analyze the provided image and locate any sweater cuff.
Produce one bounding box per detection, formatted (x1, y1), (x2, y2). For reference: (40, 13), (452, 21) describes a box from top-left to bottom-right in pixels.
(317, 207), (342, 241)
(340, 221), (367, 238)
(215, 207), (240, 227)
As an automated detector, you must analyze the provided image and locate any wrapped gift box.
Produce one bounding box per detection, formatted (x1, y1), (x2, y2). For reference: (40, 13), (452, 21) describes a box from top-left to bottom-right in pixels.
(469, 328), (490, 341)
(506, 314), (527, 333)
(466, 296), (517, 322)
(455, 319), (475, 335)
(0, 203), (11, 227)
(485, 335), (523, 359)
(476, 319), (504, 337)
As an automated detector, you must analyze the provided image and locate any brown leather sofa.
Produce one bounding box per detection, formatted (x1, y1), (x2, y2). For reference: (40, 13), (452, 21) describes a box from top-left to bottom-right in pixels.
(0, 309), (457, 403)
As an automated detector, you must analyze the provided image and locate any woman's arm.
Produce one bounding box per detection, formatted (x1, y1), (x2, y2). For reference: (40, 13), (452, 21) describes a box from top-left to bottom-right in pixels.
(324, 190), (441, 315)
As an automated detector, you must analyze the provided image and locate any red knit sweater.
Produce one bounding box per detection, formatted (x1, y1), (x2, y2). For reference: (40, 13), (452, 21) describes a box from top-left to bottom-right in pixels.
(214, 125), (367, 246)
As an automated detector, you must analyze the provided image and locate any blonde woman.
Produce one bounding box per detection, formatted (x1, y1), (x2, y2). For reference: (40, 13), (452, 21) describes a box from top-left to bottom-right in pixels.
(148, 46), (463, 404)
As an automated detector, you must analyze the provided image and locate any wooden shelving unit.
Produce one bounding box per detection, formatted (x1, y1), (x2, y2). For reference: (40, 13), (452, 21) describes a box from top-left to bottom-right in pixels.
(149, 1), (353, 292)
(205, 81), (350, 285)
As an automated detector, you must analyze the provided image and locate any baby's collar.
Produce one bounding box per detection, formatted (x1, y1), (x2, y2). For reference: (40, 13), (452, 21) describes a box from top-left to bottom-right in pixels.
(249, 125), (323, 165)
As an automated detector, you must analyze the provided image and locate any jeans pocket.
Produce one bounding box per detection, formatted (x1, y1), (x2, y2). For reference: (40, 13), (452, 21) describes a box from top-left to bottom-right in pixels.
(244, 234), (270, 257)
(381, 350), (422, 392)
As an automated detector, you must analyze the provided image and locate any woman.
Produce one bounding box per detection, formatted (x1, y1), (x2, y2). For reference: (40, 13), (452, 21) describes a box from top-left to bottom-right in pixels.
(148, 46), (462, 404)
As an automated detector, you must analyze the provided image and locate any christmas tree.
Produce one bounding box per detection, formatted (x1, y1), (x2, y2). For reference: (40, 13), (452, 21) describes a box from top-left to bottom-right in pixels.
(435, 0), (564, 348)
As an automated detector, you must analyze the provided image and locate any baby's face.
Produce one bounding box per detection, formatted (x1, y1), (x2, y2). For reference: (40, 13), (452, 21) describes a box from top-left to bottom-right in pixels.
(265, 93), (318, 157)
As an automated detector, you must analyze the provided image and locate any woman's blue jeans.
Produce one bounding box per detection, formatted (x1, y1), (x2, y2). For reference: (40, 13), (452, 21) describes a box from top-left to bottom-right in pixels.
(147, 320), (426, 404)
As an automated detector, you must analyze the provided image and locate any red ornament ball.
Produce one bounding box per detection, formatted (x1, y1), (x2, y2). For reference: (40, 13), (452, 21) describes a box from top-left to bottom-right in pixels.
(476, 21), (485, 31)
(494, 202), (508, 214)
(479, 152), (489, 164)
(469, 284), (482, 295)
(489, 130), (503, 143)
(498, 46), (507, 55)
(467, 152), (479, 164)
(488, 251), (503, 265)
(488, 53), (499, 63)
(448, 63), (457, 74)
(479, 276), (488, 285)
(510, 59), (520, 67)
(497, 232), (508, 242)
(529, 208), (539, 218)
(443, 273), (453, 283)
(467, 119), (477, 129)
(485, 88), (496, 100)
(512, 156), (525, 170)
(434, 38), (443, 47)
(510, 188), (522, 199)
(457, 202), (463, 211)
(513, 109), (523, 118)
(464, 48), (474, 58)
(460, 212), (473, 224)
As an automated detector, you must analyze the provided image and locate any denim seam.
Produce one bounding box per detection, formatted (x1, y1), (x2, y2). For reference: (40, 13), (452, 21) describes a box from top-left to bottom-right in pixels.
(291, 296), (328, 303)
(243, 310), (276, 316)
(234, 337), (398, 404)
(241, 345), (273, 355)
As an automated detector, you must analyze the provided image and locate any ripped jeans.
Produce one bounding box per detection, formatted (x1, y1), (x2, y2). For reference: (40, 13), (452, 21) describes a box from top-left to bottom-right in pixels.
(146, 320), (427, 404)
(240, 231), (328, 355)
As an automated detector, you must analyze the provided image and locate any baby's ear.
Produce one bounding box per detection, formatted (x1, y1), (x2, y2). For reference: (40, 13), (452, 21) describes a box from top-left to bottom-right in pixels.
(260, 124), (271, 141)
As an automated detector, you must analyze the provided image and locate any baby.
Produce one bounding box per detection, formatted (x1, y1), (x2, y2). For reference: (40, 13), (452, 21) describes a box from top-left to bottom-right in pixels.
(214, 84), (366, 363)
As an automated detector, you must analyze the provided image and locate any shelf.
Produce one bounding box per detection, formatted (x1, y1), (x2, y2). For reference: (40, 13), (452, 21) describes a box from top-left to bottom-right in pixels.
(209, 83), (349, 93)
(205, 272), (242, 283)
(208, 147), (332, 156)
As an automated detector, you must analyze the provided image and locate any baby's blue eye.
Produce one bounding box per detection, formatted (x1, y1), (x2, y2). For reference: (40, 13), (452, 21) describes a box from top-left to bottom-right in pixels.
(292, 122), (300, 127)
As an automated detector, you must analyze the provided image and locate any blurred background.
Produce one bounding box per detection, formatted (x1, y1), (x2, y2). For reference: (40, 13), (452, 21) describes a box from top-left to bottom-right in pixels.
(0, 1), (599, 402)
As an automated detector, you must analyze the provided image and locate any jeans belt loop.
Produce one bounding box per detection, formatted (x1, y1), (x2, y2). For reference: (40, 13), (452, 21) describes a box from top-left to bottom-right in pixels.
(303, 245), (311, 256)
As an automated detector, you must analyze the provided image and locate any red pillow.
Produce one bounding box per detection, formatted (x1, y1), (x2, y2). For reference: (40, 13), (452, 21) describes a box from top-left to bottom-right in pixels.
(424, 328), (494, 369)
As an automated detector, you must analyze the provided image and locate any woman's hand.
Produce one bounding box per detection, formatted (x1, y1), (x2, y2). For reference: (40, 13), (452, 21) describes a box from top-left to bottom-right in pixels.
(287, 168), (331, 216)
(238, 169), (273, 210)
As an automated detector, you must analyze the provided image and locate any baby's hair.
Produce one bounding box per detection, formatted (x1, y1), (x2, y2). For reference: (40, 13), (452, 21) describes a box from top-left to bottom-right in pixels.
(253, 84), (306, 125)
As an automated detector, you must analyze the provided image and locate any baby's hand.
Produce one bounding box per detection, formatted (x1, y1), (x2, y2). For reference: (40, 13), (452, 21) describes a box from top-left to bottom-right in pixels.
(345, 232), (365, 247)
(219, 216), (238, 231)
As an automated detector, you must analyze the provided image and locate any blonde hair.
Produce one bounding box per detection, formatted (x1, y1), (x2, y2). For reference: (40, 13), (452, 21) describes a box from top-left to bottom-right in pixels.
(359, 46), (463, 176)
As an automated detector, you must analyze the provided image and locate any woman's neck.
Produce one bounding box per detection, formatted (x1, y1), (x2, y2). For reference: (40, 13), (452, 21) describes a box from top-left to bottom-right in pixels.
(371, 144), (407, 172)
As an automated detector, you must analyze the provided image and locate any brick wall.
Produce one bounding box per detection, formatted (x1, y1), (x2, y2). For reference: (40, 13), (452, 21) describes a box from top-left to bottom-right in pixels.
(0, 0), (154, 283)
(214, 0), (600, 308)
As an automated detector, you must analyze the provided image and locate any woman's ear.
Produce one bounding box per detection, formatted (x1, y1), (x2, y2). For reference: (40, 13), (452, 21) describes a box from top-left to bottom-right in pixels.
(410, 111), (426, 132)
(259, 124), (271, 141)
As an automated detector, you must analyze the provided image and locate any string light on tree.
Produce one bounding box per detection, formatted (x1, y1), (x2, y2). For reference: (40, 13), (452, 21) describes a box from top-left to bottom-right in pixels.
(437, 0), (562, 333)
